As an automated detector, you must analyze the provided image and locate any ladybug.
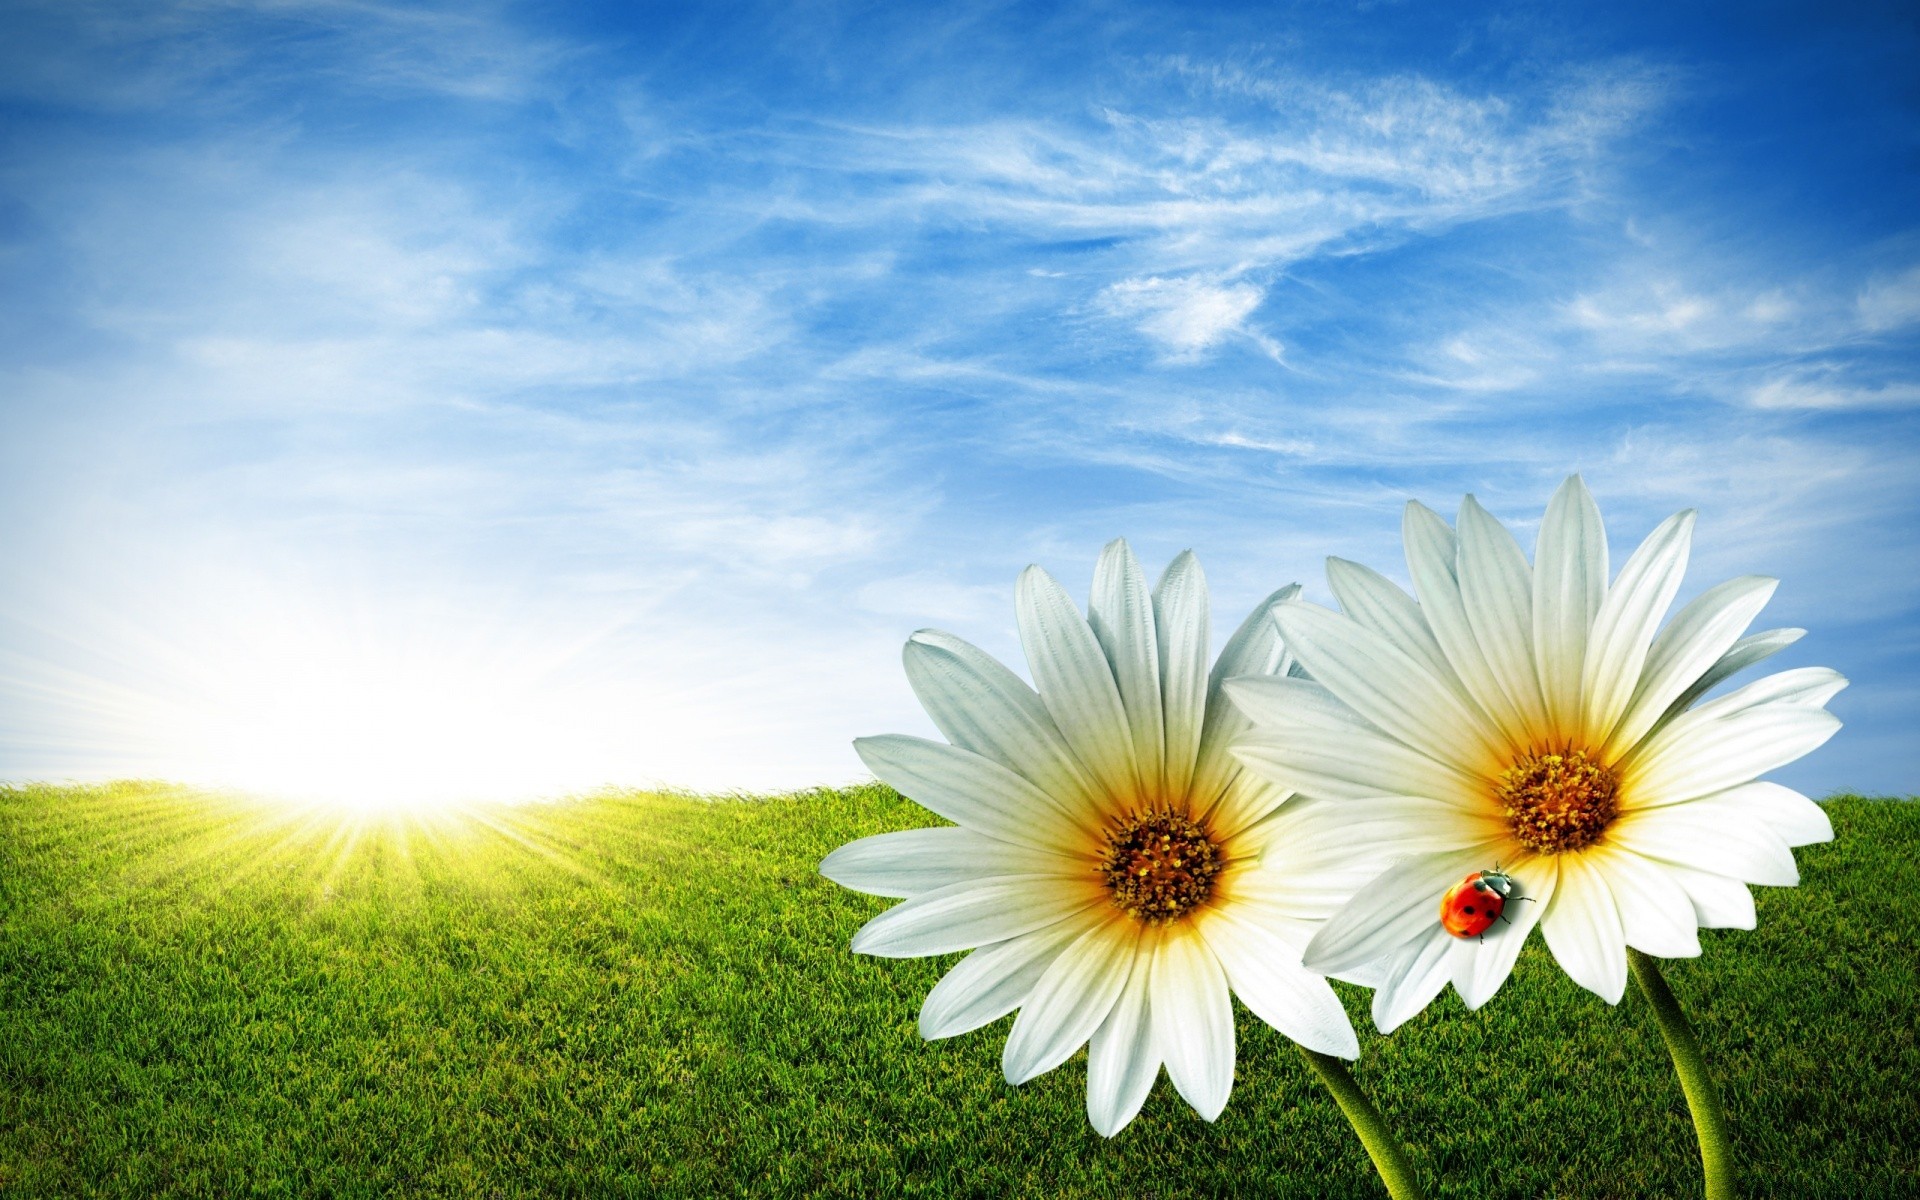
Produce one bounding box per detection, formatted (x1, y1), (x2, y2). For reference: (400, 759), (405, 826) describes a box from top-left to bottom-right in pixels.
(1439, 867), (1530, 940)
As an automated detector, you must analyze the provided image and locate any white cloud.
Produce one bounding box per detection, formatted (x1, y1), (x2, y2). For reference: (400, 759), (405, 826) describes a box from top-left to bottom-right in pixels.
(1097, 275), (1269, 359)
(1748, 372), (1920, 411)
(1857, 263), (1920, 332)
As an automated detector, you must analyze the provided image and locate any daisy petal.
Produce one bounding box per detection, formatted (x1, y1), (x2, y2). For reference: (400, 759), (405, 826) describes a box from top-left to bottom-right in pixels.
(1331, 960), (1391, 989)
(1304, 845), (1503, 975)
(1261, 794), (1506, 860)
(1689, 665), (1849, 717)
(851, 875), (1105, 958)
(1662, 864), (1757, 930)
(1722, 781), (1833, 847)
(1326, 556), (1453, 684)
(918, 911), (1102, 1038)
(855, 735), (1091, 855)
(1606, 575), (1778, 757)
(1454, 854), (1557, 1010)
(1190, 585), (1300, 810)
(1086, 949), (1159, 1137)
(1372, 932), (1457, 1033)
(1153, 551), (1209, 804)
(1198, 769), (1292, 843)
(1199, 908), (1359, 1058)
(1589, 846), (1700, 959)
(1090, 539), (1166, 796)
(904, 630), (1104, 826)
(1659, 627), (1804, 723)
(1540, 854), (1628, 1003)
(1017, 565), (1139, 801)
(1231, 717), (1486, 809)
(1002, 915), (1136, 1085)
(1533, 475), (1608, 736)
(821, 827), (1085, 898)
(1404, 501), (1525, 747)
(1222, 675), (1369, 733)
(1274, 601), (1501, 772)
(1151, 924), (1236, 1121)
(1458, 494), (1550, 743)
(1608, 798), (1800, 886)
(1621, 702), (1841, 812)
(1582, 509), (1695, 746)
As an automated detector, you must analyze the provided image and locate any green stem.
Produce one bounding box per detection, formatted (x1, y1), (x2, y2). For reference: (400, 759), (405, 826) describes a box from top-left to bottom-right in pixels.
(1628, 948), (1735, 1199)
(1296, 1045), (1428, 1200)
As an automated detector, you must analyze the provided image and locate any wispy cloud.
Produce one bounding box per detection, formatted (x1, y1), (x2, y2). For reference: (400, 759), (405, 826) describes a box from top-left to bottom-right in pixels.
(0, 0), (1914, 797)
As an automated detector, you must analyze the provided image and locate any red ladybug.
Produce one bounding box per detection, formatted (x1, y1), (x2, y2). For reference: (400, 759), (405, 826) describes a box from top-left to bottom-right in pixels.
(1439, 868), (1525, 940)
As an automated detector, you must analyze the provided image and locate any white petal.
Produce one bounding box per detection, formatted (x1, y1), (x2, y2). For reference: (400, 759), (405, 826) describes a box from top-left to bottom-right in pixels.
(1230, 715), (1487, 810)
(1190, 584), (1301, 811)
(1017, 564), (1139, 801)
(1621, 701), (1841, 812)
(918, 910), (1103, 1038)
(851, 875), (1105, 958)
(1150, 924), (1235, 1121)
(1371, 931), (1457, 1033)
(1723, 781), (1833, 847)
(1662, 863), (1757, 930)
(1223, 675), (1371, 733)
(1153, 551), (1210, 804)
(1198, 908), (1358, 1058)
(1659, 627), (1805, 723)
(821, 826), (1085, 898)
(1304, 844), (1504, 975)
(1089, 539), (1166, 797)
(855, 735), (1091, 855)
(1582, 509), (1695, 746)
(1688, 665), (1849, 717)
(1274, 602), (1502, 773)
(904, 630), (1105, 825)
(1002, 915), (1136, 1085)
(1331, 960), (1392, 989)
(1326, 556), (1454, 684)
(1453, 853), (1557, 1010)
(1604, 575), (1777, 757)
(1243, 805), (1406, 922)
(1086, 946), (1159, 1137)
(1586, 846), (1700, 959)
(1404, 501), (1527, 748)
(1458, 494), (1551, 743)
(1198, 769), (1292, 843)
(1608, 797), (1800, 886)
(1259, 794), (1506, 862)
(1532, 475), (1608, 737)
(1540, 854), (1628, 1003)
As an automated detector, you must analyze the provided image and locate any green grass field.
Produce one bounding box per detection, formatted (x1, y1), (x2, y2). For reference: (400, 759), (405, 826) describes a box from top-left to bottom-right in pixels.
(1, 783), (1914, 1198)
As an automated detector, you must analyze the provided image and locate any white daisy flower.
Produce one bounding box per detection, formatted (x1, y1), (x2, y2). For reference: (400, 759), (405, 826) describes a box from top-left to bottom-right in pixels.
(1227, 476), (1844, 1032)
(822, 540), (1360, 1137)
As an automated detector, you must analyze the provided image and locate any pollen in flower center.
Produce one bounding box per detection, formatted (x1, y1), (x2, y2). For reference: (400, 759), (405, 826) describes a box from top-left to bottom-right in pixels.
(1099, 811), (1222, 923)
(1495, 747), (1620, 853)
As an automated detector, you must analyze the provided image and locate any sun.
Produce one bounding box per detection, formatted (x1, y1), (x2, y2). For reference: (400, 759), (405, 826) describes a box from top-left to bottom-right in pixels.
(34, 576), (651, 814)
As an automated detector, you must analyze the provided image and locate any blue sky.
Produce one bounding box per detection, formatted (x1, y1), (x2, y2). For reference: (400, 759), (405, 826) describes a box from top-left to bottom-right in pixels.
(1, 0), (1915, 800)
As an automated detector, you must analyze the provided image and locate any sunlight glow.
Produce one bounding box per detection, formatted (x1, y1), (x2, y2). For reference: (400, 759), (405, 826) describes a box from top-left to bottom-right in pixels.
(10, 570), (658, 812)
(178, 606), (640, 811)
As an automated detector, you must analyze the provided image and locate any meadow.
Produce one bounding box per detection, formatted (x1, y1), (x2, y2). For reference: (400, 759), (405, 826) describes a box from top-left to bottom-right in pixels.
(0, 782), (1914, 1198)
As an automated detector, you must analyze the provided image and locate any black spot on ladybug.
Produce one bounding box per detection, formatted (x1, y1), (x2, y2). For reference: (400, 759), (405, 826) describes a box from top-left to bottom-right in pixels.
(1464, 906), (1476, 915)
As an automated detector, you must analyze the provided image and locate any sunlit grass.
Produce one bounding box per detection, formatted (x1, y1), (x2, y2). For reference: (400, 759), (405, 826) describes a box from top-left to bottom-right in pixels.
(1, 783), (1915, 1197)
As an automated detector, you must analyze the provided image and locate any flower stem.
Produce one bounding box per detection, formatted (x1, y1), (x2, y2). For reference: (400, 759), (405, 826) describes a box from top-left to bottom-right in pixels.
(1295, 1045), (1427, 1200)
(1628, 948), (1735, 1199)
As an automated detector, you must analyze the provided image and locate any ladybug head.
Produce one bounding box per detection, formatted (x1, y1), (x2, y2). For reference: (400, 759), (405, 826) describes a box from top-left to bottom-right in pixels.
(1478, 868), (1516, 899)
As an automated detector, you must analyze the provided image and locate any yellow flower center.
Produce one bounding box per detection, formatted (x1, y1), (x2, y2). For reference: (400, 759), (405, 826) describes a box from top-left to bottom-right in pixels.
(1495, 747), (1619, 854)
(1099, 811), (1221, 924)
